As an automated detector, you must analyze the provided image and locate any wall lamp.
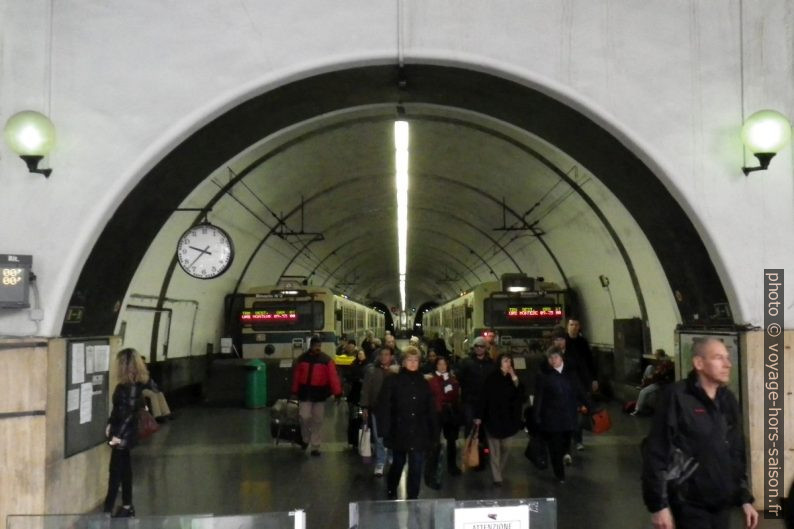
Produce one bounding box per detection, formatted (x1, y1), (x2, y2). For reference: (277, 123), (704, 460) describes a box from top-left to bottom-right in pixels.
(3, 110), (56, 177)
(741, 109), (791, 176)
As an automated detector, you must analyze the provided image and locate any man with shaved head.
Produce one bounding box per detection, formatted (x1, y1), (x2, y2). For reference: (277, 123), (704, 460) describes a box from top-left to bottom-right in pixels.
(642, 338), (758, 529)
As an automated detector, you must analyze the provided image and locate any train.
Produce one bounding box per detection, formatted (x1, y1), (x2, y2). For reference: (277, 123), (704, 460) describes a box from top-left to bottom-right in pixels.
(231, 286), (385, 364)
(422, 277), (571, 357)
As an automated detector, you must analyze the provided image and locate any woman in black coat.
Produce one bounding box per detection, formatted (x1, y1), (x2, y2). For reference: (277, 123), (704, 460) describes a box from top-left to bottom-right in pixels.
(533, 348), (588, 483)
(377, 346), (439, 499)
(103, 348), (157, 517)
(476, 353), (526, 486)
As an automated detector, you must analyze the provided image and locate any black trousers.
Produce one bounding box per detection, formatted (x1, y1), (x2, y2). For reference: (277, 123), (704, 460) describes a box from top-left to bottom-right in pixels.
(670, 500), (730, 529)
(103, 448), (133, 511)
(542, 431), (572, 480)
(387, 449), (425, 499)
(424, 427), (459, 484)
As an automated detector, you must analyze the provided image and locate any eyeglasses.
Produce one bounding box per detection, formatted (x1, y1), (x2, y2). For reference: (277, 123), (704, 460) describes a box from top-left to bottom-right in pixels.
(474, 344), (486, 348)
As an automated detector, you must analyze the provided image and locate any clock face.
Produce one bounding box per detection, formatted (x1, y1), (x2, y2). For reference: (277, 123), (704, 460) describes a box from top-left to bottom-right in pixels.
(176, 223), (234, 279)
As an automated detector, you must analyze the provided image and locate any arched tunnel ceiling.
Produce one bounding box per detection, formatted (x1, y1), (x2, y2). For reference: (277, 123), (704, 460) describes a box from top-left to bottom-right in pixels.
(183, 105), (570, 307)
(65, 64), (731, 337)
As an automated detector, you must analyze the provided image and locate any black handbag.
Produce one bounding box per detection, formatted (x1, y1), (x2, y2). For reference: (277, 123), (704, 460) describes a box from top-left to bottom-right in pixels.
(524, 435), (548, 470)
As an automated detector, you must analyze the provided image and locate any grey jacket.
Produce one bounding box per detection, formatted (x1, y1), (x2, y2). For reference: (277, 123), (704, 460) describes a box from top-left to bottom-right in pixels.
(360, 361), (397, 412)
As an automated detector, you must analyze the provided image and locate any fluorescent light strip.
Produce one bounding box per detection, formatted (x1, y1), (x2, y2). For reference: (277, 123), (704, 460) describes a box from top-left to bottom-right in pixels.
(395, 120), (409, 312)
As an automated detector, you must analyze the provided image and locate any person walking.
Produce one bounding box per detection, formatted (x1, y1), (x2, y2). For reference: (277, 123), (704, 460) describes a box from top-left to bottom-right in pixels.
(455, 335), (496, 471)
(533, 348), (588, 483)
(477, 353), (525, 486)
(103, 348), (158, 518)
(561, 320), (596, 451)
(378, 346), (438, 499)
(642, 338), (758, 529)
(360, 346), (398, 476)
(290, 335), (343, 456)
(426, 356), (462, 484)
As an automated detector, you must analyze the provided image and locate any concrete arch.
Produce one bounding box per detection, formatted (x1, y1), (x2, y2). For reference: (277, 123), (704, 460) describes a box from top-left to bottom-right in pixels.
(63, 62), (731, 342)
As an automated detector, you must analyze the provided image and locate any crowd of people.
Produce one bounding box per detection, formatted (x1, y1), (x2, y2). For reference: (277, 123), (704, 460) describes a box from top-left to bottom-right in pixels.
(286, 320), (600, 500)
(103, 323), (766, 529)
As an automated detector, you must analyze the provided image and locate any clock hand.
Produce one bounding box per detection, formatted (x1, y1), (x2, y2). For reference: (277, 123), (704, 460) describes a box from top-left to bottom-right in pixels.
(188, 245), (212, 255)
(187, 246), (211, 268)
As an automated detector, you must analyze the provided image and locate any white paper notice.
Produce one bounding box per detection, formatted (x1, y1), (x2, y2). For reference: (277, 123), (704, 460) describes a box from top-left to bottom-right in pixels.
(67, 389), (80, 412)
(94, 345), (110, 372)
(454, 505), (529, 529)
(72, 343), (86, 384)
(79, 382), (93, 424)
(85, 345), (96, 374)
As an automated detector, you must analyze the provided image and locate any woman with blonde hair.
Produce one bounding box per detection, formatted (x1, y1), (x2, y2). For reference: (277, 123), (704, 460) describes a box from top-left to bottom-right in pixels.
(103, 347), (154, 517)
(377, 346), (438, 499)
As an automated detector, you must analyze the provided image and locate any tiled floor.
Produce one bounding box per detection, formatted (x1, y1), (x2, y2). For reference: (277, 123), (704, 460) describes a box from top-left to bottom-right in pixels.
(129, 401), (784, 529)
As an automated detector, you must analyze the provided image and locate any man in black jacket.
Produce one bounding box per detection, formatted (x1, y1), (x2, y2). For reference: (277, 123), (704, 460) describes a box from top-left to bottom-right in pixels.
(563, 319), (597, 451)
(456, 336), (497, 436)
(642, 338), (758, 529)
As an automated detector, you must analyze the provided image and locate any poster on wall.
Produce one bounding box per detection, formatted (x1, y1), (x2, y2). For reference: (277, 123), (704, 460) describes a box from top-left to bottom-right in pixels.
(676, 331), (740, 403)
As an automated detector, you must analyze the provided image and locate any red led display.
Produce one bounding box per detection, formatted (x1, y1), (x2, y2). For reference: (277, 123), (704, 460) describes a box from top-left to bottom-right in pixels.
(506, 306), (563, 320)
(240, 310), (298, 323)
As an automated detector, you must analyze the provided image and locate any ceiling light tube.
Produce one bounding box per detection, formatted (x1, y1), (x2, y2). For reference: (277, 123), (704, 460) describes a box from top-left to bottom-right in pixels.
(395, 120), (409, 312)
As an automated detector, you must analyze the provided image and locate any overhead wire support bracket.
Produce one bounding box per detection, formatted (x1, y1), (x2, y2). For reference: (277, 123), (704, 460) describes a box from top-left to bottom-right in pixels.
(492, 197), (543, 234)
(273, 195), (325, 243)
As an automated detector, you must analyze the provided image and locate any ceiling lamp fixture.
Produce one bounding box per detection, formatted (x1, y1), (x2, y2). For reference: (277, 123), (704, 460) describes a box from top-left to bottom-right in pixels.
(741, 109), (791, 176)
(395, 120), (409, 312)
(3, 110), (56, 177)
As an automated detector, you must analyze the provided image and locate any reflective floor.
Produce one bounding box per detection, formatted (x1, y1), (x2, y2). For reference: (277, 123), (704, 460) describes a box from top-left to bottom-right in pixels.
(128, 400), (784, 529)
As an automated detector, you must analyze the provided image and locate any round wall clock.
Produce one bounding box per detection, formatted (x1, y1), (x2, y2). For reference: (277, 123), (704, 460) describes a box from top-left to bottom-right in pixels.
(176, 223), (234, 279)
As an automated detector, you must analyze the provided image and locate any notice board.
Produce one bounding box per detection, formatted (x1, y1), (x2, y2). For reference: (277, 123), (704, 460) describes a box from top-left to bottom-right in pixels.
(65, 338), (111, 457)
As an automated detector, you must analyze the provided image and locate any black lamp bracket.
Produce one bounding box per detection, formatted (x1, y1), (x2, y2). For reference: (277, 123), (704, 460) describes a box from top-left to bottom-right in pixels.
(20, 155), (52, 178)
(742, 152), (775, 176)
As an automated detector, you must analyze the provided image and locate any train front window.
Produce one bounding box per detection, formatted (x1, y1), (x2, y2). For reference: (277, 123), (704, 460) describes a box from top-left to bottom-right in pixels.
(240, 301), (324, 331)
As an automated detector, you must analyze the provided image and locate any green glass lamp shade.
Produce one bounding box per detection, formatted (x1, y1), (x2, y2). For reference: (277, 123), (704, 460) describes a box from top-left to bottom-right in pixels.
(4, 110), (56, 156)
(741, 109), (791, 154)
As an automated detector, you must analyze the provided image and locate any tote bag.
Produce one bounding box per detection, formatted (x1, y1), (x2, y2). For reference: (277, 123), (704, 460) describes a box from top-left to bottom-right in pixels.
(358, 425), (372, 462)
(463, 424), (480, 470)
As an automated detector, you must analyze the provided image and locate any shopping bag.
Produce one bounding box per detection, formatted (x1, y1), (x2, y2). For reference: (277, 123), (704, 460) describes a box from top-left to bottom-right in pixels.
(137, 409), (159, 440)
(524, 435), (548, 470)
(358, 425), (372, 461)
(463, 424), (480, 470)
(591, 408), (612, 434)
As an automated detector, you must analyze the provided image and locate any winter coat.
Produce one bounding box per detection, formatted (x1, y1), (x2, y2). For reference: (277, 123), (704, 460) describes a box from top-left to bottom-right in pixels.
(377, 368), (439, 452)
(428, 372), (460, 413)
(107, 381), (154, 450)
(291, 351), (343, 402)
(533, 362), (587, 433)
(360, 361), (397, 413)
(345, 358), (367, 405)
(564, 334), (597, 389)
(478, 370), (526, 439)
(455, 353), (496, 405)
(642, 371), (753, 512)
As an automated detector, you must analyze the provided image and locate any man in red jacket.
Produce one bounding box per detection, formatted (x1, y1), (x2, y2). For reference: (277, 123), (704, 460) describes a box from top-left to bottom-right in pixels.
(291, 336), (343, 456)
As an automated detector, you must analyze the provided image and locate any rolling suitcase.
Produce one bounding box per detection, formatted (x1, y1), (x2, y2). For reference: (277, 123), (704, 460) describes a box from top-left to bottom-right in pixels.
(270, 399), (302, 445)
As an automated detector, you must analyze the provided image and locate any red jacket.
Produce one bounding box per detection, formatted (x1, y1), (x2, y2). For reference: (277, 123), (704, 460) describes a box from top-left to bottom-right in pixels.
(428, 373), (460, 412)
(291, 351), (343, 402)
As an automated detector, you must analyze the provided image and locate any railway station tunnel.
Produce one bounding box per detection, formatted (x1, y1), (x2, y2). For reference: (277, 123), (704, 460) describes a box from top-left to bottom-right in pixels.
(1, 2), (792, 529)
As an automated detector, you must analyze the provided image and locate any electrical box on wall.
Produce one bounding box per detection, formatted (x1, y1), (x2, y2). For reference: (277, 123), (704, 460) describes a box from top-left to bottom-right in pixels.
(0, 254), (32, 309)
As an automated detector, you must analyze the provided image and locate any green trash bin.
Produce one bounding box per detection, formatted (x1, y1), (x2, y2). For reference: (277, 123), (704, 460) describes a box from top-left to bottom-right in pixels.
(245, 359), (267, 408)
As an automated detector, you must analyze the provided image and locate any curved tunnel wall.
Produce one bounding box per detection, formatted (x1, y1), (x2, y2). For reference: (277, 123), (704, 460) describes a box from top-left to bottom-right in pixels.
(63, 65), (730, 359)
